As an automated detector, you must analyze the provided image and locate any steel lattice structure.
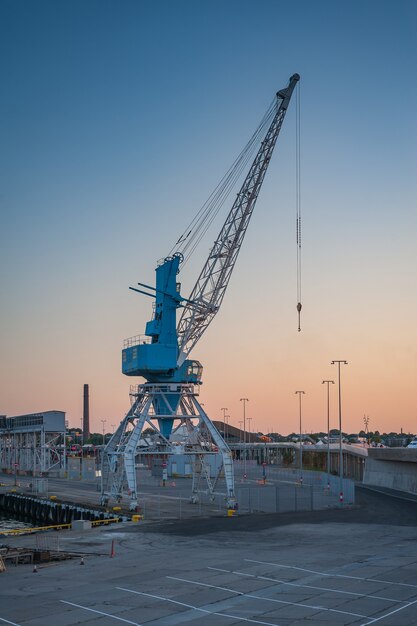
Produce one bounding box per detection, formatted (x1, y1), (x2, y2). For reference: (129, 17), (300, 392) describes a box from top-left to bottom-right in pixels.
(0, 411), (66, 476)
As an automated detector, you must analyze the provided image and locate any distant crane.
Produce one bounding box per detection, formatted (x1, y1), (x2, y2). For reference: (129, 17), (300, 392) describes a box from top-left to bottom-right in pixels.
(101, 73), (300, 511)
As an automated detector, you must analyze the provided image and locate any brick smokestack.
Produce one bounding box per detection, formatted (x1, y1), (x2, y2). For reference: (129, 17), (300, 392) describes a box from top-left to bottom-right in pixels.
(83, 384), (90, 441)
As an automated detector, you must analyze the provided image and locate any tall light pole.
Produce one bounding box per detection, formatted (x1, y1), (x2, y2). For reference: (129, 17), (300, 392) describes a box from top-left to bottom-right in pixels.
(295, 391), (305, 483)
(331, 360), (348, 504)
(363, 415), (370, 446)
(247, 416), (252, 461)
(101, 419), (107, 446)
(322, 380), (334, 490)
(221, 407), (228, 440)
(240, 398), (249, 477)
(225, 415), (230, 442)
(111, 424), (116, 433)
(247, 417), (252, 439)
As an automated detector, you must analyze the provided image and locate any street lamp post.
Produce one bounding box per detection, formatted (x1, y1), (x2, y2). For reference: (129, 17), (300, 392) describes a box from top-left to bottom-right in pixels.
(225, 415), (230, 442)
(322, 380), (334, 490)
(363, 415), (370, 447)
(295, 391), (305, 483)
(247, 417), (252, 462)
(221, 407), (228, 440)
(101, 419), (107, 446)
(64, 419), (68, 473)
(331, 360), (348, 504)
(240, 398), (249, 477)
(14, 445), (18, 487)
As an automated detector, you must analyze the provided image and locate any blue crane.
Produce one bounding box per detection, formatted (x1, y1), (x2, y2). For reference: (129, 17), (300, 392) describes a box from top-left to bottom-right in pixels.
(101, 73), (299, 510)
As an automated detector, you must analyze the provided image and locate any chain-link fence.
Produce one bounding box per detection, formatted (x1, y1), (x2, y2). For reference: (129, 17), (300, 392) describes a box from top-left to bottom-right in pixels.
(236, 483), (343, 514)
(130, 462), (354, 519)
(233, 462), (355, 504)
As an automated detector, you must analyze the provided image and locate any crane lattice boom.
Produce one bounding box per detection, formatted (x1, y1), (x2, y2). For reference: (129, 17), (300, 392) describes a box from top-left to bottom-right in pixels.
(176, 73), (299, 365)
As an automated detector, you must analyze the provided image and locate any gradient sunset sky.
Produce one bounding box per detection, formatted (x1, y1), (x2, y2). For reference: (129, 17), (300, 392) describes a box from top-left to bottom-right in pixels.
(1, 0), (416, 436)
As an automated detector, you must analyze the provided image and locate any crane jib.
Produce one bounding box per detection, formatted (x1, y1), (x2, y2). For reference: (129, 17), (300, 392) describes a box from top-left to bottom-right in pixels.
(176, 73), (299, 366)
(122, 74), (299, 383)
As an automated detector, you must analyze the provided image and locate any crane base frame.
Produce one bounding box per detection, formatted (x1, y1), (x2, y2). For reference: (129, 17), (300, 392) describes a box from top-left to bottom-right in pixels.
(100, 383), (237, 512)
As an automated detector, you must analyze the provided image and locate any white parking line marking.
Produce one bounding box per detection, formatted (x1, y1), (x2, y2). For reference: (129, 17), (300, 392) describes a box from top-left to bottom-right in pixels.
(246, 559), (417, 589)
(167, 575), (367, 618)
(0, 618), (21, 626)
(60, 601), (143, 625)
(361, 598), (417, 625)
(117, 586), (281, 626)
(208, 567), (401, 603)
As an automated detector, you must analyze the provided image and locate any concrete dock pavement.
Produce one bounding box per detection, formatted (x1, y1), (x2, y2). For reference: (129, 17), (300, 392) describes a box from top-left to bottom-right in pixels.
(0, 471), (227, 521)
(1, 487), (417, 624)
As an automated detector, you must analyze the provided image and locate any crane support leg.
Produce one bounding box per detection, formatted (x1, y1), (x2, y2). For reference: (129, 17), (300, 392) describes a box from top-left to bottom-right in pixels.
(193, 397), (237, 509)
(123, 400), (152, 511)
(100, 392), (152, 511)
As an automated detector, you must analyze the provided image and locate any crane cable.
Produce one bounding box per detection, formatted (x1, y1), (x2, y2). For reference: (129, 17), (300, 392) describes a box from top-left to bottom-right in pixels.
(169, 98), (277, 266)
(172, 99), (276, 263)
(296, 80), (302, 332)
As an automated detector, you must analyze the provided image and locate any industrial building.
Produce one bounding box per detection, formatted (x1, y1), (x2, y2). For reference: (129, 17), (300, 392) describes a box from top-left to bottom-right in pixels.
(0, 411), (66, 477)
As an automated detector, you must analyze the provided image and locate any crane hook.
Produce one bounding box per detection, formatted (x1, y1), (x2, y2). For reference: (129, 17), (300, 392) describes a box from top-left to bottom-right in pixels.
(297, 302), (302, 332)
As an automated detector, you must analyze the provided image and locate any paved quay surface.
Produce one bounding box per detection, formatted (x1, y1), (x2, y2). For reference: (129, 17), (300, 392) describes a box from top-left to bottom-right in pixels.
(1, 487), (417, 625)
(0, 472), (231, 519)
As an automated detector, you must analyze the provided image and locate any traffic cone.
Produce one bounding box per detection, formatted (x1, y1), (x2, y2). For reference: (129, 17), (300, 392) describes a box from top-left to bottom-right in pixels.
(33, 565), (38, 573)
(110, 539), (115, 558)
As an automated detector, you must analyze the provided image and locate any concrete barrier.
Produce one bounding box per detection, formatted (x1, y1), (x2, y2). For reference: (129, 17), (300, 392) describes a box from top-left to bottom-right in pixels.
(71, 520), (92, 531)
(363, 449), (417, 494)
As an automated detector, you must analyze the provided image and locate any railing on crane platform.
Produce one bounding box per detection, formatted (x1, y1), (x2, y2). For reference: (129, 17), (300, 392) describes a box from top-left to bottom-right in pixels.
(123, 335), (151, 349)
(129, 382), (200, 397)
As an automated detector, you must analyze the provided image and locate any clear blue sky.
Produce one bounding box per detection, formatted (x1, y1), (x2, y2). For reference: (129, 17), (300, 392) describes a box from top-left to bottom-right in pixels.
(1, 0), (416, 434)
